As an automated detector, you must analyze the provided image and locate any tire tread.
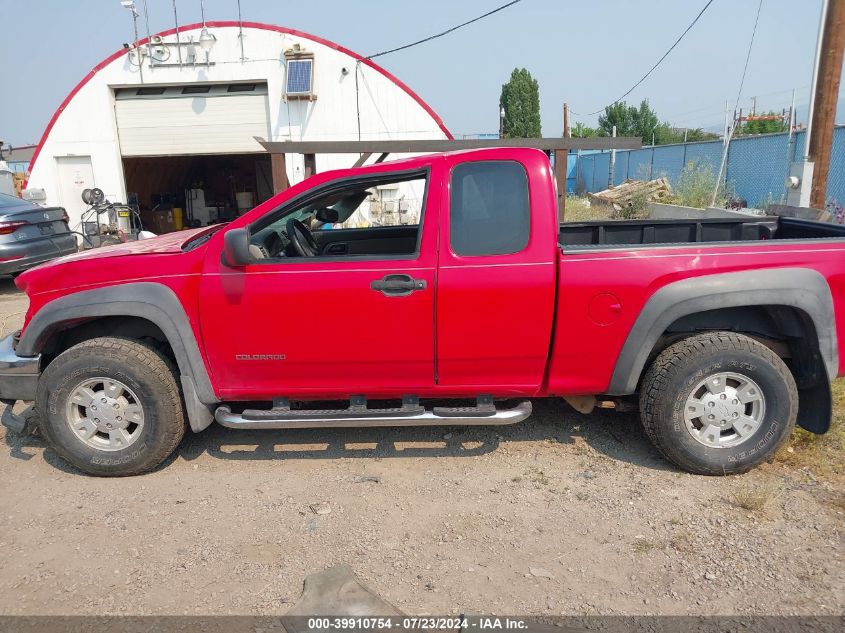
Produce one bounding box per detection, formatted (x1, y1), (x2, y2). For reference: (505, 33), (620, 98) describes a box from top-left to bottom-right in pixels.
(639, 331), (797, 475)
(36, 336), (185, 476)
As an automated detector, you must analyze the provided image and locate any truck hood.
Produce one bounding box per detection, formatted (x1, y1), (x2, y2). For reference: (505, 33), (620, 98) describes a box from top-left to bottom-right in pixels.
(43, 226), (216, 265)
(16, 226), (220, 295)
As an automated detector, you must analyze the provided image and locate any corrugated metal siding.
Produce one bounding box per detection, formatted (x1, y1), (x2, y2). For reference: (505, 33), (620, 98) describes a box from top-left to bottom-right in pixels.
(613, 151), (629, 186)
(628, 148), (653, 180)
(115, 94), (270, 156)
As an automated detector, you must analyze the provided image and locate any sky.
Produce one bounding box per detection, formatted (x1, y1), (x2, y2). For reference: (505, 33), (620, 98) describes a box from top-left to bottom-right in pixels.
(2, 0), (842, 146)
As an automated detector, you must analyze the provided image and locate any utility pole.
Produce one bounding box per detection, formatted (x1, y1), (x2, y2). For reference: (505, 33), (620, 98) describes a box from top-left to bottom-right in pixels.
(563, 103), (570, 138)
(808, 0), (845, 208)
(555, 103), (571, 220)
(608, 125), (617, 188)
(787, 88), (798, 171)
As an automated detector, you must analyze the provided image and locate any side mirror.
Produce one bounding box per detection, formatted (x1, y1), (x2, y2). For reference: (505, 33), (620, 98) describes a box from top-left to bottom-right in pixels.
(222, 227), (251, 267)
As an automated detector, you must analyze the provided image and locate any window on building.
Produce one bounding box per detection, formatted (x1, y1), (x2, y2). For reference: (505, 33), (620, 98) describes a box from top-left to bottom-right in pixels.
(135, 87), (166, 96)
(450, 161), (530, 256)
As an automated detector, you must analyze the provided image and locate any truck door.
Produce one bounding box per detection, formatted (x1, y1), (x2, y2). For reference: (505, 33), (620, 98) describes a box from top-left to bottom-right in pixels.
(199, 167), (439, 400)
(436, 154), (558, 392)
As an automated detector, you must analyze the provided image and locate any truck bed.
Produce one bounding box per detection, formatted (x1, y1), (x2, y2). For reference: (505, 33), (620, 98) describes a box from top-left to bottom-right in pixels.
(558, 216), (845, 248)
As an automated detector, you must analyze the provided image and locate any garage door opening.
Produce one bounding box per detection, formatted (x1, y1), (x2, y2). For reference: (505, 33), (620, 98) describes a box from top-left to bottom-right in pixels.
(115, 81), (273, 234)
(122, 154), (273, 234)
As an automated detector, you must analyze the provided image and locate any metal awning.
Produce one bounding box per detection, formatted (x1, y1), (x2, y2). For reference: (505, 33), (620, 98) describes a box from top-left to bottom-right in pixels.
(255, 136), (643, 220)
(256, 136), (641, 154)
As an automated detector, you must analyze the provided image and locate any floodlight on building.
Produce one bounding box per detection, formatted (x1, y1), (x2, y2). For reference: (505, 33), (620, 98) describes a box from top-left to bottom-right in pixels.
(198, 27), (217, 52)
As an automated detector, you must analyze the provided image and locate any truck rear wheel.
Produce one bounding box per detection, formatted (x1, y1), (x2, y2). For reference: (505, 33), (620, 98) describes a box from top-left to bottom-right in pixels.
(639, 332), (797, 475)
(36, 337), (186, 476)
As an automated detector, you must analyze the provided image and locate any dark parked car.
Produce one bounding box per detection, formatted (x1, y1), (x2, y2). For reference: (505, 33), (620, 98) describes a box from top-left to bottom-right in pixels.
(0, 193), (77, 276)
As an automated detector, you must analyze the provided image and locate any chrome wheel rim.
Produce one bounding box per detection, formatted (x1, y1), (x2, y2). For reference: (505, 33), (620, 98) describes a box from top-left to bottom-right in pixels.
(683, 372), (766, 448)
(65, 377), (145, 451)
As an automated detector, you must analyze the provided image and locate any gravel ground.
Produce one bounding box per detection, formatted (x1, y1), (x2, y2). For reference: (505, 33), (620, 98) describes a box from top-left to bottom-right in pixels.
(0, 276), (842, 616)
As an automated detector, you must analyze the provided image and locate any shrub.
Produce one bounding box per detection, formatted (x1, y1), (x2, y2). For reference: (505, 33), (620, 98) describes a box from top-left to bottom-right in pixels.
(622, 186), (651, 219)
(673, 162), (729, 209)
(731, 482), (782, 514)
(562, 196), (609, 222)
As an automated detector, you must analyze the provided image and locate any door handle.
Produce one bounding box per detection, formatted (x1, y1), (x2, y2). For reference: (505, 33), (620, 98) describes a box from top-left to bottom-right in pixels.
(370, 274), (427, 297)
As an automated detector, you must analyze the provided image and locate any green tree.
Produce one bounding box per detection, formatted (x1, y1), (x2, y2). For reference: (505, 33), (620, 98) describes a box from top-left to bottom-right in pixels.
(679, 128), (720, 142)
(597, 99), (719, 145)
(597, 102), (634, 137)
(598, 99), (660, 143)
(500, 68), (541, 138)
(570, 122), (597, 138)
(740, 112), (787, 135)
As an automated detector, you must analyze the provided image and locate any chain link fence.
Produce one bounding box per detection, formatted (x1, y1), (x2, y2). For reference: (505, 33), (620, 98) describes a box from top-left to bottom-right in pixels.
(573, 125), (845, 208)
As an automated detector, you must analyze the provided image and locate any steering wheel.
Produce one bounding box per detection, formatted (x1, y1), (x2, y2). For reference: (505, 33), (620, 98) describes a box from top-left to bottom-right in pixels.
(286, 218), (320, 257)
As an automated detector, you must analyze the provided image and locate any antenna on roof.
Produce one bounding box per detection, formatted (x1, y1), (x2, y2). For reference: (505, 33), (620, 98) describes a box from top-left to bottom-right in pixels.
(120, 0), (144, 82)
(172, 0), (183, 65)
(237, 0), (245, 62)
(142, 0), (153, 60)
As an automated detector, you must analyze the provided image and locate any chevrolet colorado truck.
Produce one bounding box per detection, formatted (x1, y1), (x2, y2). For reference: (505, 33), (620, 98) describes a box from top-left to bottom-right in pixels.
(1, 148), (842, 477)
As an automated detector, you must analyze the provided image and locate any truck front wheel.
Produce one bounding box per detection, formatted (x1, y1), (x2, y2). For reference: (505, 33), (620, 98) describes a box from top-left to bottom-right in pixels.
(639, 332), (798, 475)
(36, 337), (186, 476)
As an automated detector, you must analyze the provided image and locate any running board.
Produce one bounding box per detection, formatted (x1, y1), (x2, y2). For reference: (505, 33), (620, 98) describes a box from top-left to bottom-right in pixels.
(214, 398), (532, 430)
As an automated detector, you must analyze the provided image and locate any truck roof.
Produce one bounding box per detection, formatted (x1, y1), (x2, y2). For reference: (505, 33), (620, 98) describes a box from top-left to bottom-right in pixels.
(361, 146), (550, 169)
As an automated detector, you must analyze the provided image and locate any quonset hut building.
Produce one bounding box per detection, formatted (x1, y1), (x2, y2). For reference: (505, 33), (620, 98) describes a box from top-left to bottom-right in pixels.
(25, 21), (451, 234)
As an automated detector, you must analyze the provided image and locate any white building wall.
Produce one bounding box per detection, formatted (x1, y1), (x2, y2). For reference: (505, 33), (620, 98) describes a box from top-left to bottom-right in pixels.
(26, 23), (449, 232)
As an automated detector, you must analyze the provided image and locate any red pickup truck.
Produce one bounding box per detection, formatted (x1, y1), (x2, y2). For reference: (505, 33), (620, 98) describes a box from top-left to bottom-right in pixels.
(1, 148), (842, 477)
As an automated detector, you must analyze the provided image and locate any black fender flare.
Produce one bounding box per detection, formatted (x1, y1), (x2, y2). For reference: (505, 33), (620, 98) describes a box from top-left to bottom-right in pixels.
(18, 282), (217, 431)
(606, 267), (839, 396)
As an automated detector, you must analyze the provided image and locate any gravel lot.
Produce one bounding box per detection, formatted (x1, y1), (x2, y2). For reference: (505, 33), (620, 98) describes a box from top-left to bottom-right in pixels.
(0, 276), (842, 616)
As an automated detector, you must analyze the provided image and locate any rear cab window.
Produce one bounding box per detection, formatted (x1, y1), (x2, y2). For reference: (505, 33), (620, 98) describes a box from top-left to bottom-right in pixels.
(450, 161), (530, 256)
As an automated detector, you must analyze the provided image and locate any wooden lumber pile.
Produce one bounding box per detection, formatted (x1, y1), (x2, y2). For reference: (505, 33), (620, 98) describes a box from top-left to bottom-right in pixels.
(588, 177), (673, 212)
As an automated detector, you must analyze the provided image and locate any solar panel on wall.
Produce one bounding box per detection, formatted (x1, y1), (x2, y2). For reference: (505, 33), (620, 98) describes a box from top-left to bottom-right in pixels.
(286, 59), (313, 95)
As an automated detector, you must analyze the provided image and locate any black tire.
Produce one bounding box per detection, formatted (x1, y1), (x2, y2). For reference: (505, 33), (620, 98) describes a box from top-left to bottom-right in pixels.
(35, 337), (186, 476)
(639, 332), (797, 475)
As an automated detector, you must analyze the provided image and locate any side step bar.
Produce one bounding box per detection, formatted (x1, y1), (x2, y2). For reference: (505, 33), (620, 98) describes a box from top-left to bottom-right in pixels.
(214, 397), (532, 430)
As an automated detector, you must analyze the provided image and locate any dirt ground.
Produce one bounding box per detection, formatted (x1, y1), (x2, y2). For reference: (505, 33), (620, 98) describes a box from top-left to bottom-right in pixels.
(0, 276), (842, 616)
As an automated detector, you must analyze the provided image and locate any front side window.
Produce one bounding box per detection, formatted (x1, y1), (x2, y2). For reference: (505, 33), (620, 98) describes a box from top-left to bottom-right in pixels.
(248, 171), (427, 260)
(450, 161), (530, 256)
(331, 180), (425, 230)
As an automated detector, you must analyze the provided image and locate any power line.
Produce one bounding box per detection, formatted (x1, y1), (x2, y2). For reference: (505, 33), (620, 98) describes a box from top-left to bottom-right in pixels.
(712, 0), (764, 206)
(572, 0), (716, 117)
(364, 0), (523, 60)
(728, 0), (764, 123)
